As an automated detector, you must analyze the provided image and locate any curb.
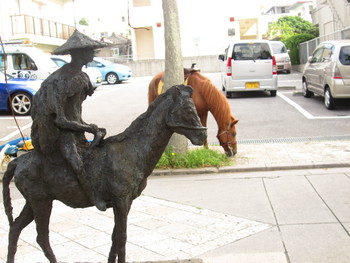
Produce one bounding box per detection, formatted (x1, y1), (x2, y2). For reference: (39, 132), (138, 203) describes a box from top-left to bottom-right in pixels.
(151, 162), (350, 176)
(2, 163), (349, 180)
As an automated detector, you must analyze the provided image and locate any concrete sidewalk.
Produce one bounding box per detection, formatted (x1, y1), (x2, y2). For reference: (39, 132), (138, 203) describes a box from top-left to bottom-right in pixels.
(0, 140), (350, 263)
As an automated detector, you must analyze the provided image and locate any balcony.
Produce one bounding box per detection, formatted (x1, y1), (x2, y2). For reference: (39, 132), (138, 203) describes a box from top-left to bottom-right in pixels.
(10, 14), (75, 41)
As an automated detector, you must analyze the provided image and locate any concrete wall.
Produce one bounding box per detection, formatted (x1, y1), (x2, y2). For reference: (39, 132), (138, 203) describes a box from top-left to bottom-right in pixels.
(124, 55), (222, 77)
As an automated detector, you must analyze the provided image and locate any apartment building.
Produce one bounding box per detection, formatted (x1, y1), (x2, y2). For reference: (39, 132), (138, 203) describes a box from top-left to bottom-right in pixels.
(0, 0), (76, 53)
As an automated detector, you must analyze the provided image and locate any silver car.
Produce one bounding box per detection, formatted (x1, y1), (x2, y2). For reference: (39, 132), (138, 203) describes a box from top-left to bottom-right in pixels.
(218, 40), (278, 98)
(302, 40), (350, 109)
(270, 41), (292, 74)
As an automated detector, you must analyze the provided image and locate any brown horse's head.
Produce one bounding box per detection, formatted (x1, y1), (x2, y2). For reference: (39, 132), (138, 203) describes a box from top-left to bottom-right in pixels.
(217, 116), (239, 157)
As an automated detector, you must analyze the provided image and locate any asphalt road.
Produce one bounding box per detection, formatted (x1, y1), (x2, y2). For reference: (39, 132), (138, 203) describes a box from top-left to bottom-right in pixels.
(1, 71), (350, 147)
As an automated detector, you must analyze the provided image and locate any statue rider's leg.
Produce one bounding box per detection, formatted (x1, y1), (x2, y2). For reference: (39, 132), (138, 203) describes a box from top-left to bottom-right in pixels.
(60, 133), (107, 211)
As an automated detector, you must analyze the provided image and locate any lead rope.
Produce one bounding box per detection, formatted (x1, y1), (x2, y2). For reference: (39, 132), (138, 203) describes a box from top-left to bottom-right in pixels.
(0, 35), (28, 147)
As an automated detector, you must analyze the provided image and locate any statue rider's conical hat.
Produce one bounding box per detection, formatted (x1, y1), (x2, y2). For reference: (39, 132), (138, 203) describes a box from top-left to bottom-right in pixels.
(53, 29), (107, 55)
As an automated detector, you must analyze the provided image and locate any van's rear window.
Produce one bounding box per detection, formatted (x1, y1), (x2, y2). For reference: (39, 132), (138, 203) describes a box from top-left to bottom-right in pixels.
(339, 46), (350, 65)
(232, 43), (272, 60)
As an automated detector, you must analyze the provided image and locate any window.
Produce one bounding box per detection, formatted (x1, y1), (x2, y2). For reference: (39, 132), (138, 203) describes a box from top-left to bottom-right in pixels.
(321, 47), (332, 62)
(271, 42), (287, 54)
(112, 48), (120, 57)
(12, 54), (37, 70)
(232, 43), (272, 60)
(339, 46), (350, 65)
(311, 48), (323, 63)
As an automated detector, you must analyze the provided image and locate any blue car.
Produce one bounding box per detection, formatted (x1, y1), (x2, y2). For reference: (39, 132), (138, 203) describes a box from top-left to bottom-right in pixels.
(87, 57), (132, 85)
(0, 71), (42, 115)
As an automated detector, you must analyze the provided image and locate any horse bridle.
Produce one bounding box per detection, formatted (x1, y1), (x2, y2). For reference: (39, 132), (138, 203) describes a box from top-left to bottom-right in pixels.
(217, 118), (237, 150)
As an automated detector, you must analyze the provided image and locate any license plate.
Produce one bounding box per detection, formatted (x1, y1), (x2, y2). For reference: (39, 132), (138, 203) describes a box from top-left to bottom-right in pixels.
(245, 82), (259, 89)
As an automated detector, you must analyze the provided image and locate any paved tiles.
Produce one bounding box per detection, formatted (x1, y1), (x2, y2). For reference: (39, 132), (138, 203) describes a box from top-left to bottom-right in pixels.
(0, 195), (270, 263)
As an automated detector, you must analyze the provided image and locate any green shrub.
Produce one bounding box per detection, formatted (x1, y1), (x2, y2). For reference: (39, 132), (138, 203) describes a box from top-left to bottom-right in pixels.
(284, 34), (315, 65)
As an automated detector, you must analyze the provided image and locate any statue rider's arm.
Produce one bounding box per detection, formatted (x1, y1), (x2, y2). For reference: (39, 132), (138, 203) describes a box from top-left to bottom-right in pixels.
(53, 88), (98, 135)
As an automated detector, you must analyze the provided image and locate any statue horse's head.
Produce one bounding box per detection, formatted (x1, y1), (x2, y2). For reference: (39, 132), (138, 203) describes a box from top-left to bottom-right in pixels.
(165, 85), (207, 145)
(217, 116), (239, 157)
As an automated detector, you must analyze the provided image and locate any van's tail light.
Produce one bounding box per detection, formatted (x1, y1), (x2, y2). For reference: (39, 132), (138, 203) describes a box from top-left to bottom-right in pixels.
(272, 56), (277, 75)
(226, 57), (232, 76)
(333, 65), (343, 79)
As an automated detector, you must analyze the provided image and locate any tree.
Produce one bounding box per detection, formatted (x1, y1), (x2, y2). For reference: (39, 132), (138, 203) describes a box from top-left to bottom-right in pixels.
(162, 0), (188, 153)
(267, 16), (318, 41)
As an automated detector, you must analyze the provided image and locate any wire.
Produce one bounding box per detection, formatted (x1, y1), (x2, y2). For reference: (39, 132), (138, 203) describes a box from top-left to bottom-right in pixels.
(0, 35), (28, 148)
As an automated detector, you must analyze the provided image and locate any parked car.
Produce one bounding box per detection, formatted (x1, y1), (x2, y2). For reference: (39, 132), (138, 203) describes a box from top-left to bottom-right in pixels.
(0, 46), (58, 80)
(302, 40), (350, 110)
(270, 41), (292, 74)
(50, 55), (102, 89)
(218, 40), (277, 98)
(87, 57), (132, 85)
(0, 71), (42, 115)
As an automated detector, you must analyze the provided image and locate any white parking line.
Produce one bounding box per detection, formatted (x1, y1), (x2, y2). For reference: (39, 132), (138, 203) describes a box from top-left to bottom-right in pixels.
(277, 92), (350, 119)
(0, 122), (32, 142)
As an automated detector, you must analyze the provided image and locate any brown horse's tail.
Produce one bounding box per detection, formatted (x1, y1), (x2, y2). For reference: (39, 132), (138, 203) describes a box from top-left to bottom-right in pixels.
(2, 159), (16, 225)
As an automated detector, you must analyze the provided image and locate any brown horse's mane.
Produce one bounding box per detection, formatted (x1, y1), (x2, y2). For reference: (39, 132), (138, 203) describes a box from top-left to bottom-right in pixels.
(188, 72), (233, 125)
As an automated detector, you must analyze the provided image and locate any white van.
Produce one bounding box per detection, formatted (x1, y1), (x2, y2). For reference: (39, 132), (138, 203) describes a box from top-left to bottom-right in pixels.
(0, 46), (58, 80)
(218, 40), (278, 97)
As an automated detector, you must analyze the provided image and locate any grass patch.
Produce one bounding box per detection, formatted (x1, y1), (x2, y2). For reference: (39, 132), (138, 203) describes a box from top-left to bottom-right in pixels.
(156, 147), (232, 169)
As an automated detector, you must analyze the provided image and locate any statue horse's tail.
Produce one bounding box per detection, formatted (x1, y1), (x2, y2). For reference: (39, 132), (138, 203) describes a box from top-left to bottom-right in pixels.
(2, 159), (16, 225)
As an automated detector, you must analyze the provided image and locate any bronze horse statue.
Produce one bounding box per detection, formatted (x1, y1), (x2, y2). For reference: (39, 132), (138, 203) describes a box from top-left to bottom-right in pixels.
(2, 85), (207, 263)
(149, 70), (238, 156)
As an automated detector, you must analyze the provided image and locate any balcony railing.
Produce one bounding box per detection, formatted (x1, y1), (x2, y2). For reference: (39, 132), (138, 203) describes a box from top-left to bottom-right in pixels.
(10, 14), (75, 40)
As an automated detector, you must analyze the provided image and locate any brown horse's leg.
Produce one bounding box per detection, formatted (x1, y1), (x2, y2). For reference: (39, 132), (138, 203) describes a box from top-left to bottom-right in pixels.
(31, 199), (57, 263)
(7, 202), (34, 263)
(200, 113), (209, 147)
(108, 200), (132, 263)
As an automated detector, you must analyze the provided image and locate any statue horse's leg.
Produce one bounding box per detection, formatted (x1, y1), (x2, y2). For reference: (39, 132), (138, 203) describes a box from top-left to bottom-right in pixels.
(108, 200), (132, 263)
(7, 202), (34, 263)
(31, 199), (57, 263)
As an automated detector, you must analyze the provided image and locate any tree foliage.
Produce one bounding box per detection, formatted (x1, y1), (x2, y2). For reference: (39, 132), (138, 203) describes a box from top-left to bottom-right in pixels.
(268, 16), (318, 41)
(79, 18), (89, 26)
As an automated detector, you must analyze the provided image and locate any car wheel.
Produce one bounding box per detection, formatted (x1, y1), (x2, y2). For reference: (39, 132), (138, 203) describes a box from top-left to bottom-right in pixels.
(324, 87), (336, 110)
(302, 80), (313, 98)
(10, 92), (32, 115)
(286, 70), (291, 74)
(106, 73), (119, 85)
(270, 90), (277, 97)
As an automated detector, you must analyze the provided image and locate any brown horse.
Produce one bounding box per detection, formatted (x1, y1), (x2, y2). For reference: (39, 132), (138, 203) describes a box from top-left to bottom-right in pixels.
(149, 70), (238, 156)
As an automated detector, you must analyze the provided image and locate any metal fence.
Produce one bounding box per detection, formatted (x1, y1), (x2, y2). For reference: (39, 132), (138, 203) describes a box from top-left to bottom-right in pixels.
(10, 15), (75, 40)
(299, 27), (350, 64)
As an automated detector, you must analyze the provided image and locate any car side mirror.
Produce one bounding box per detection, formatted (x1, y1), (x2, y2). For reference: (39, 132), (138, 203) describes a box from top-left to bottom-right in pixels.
(218, 54), (225, 61)
(307, 56), (313, 63)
